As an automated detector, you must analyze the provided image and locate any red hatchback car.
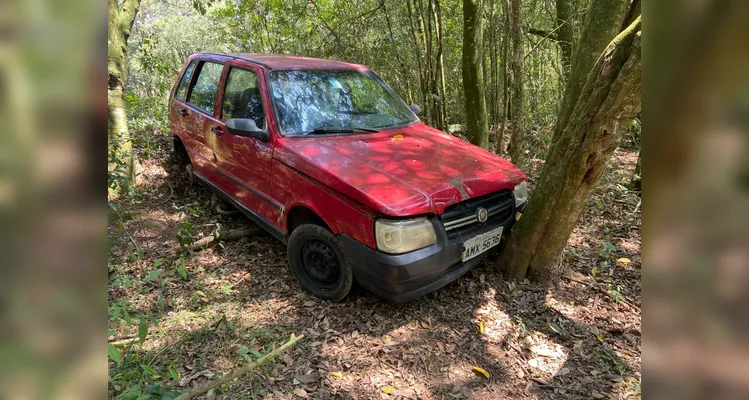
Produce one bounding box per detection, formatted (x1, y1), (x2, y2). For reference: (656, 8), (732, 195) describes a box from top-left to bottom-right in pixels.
(169, 53), (527, 302)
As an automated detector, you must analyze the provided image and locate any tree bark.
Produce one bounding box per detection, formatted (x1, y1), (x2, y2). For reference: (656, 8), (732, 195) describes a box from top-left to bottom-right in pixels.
(406, 0), (429, 116)
(462, 0), (490, 148)
(498, 16), (641, 282)
(630, 148), (641, 191)
(556, 0), (574, 77)
(508, 0), (525, 166)
(108, 0), (142, 187)
(498, 0), (511, 154)
(381, 0), (413, 104)
(488, 0), (499, 133)
(415, 0), (433, 125)
(550, 0), (631, 148)
(435, 0), (448, 130)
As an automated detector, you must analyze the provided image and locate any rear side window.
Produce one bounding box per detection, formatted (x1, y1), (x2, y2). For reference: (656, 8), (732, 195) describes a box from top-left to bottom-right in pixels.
(187, 62), (224, 114)
(174, 61), (197, 101)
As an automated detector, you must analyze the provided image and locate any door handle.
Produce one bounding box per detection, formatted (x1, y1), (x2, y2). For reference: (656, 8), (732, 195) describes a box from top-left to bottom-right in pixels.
(210, 126), (224, 134)
(177, 108), (188, 116)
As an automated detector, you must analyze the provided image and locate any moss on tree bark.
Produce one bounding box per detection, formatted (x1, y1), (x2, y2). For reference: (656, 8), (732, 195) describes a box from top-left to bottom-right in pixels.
(108, 0), (142, 187)
(498, 16), (641, 282)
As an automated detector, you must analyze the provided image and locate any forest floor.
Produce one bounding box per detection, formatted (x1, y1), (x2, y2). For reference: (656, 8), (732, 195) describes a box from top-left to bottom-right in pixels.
(108, 133), (641, 400)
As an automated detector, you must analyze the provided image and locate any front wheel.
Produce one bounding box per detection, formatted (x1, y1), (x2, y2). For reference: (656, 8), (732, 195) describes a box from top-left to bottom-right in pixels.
(287, 224), (353, 302)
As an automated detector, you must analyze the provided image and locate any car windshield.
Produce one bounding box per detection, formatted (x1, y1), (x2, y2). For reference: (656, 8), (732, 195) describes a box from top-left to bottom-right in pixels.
(269, 70), (417, 136)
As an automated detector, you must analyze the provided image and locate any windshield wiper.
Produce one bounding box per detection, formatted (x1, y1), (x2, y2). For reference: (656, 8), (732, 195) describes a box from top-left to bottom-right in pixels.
(300, 127), (379, 138)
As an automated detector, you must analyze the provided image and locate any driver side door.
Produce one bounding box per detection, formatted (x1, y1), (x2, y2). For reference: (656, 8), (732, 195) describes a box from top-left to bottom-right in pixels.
(211, 65), (278, 222)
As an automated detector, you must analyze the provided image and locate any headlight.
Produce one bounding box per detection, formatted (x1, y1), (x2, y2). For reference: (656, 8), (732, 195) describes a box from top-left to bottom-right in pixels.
(375, 217), (437, 254)
(513, 181), (528, 207)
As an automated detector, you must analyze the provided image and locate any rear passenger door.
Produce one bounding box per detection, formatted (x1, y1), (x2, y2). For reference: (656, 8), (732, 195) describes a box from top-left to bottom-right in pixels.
(212, 65), (278, 222)
(180, 60), (227, 185)
(170, 59), (197, 149)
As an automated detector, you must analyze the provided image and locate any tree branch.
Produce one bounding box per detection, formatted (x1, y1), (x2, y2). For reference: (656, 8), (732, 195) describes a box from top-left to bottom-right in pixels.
(171, 227), (261, 254)
(173, 334), (304, 400)
(524, 26), (557, 41)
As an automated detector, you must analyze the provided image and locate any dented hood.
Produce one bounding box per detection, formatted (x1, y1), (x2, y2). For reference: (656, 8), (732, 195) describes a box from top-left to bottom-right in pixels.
(274, 122), (527, 216)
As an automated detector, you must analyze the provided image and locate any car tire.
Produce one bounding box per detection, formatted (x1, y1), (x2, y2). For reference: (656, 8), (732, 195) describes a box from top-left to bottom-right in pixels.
(172, 138), (190, 167)
(287, 224), (353, 302)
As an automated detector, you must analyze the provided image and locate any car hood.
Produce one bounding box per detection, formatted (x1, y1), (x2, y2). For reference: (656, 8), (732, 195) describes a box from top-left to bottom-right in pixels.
(274, 122), (526, 216)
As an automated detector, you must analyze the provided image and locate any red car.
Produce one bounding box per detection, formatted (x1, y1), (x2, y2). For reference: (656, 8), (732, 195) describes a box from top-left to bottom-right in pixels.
(169, 53), (528, 302)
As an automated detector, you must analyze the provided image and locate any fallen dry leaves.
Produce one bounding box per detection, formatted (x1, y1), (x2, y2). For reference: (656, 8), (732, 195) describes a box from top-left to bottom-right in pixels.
(109, 141), (641, 399)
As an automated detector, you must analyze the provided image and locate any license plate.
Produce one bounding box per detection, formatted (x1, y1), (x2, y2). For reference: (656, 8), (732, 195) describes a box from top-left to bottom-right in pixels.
(461, 226), (504, 262)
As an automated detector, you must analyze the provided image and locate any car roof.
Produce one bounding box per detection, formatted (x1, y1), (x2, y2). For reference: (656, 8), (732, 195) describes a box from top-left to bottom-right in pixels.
(202, 53), (368, 70)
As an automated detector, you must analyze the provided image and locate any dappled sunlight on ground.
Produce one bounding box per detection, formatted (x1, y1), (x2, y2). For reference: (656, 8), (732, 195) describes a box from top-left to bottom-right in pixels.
(108, 137), (641, 399)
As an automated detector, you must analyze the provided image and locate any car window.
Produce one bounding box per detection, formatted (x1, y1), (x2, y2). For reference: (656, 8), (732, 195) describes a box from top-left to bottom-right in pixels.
(221, 68), (265, 128)
(175, 60), (197, 101)
(187, 62), (224, 114)
(269, 70), (416, 135)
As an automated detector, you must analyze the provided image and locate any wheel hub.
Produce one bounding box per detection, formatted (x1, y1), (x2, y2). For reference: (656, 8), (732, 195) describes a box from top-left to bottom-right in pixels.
(301, 240), (340, 289)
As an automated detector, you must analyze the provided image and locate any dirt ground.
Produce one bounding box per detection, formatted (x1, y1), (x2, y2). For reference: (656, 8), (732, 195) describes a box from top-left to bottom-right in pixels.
(108, 135), (641, 399)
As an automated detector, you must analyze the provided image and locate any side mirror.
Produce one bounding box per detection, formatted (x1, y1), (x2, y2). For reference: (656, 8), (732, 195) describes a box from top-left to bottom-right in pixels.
(225, 118), (269, 142)
(409, 104), (422, 115)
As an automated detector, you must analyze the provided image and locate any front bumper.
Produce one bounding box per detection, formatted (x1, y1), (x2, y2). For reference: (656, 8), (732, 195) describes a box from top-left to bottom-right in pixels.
(340, 207), (520, 303)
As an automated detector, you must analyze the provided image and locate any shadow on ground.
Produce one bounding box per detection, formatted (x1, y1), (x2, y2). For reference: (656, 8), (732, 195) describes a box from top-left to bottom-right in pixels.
(108, 135), (641, 399)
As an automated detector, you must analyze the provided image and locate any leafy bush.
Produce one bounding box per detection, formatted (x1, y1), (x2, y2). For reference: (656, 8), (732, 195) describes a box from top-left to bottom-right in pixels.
(125, 91), (169, 134)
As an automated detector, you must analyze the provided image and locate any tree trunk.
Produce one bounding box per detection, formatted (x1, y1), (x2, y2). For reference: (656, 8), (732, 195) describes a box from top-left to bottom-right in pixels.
(381, 0), (413, 103)
(435, 0), (448, 130)
(498, 16), (641, 282)
(550, 0), (630, 147)
(498, 0), (511, 154)
(406, 0), (429, 116)
(630, 148), (641, 191)
(462, 0), (490, 148)
(108, 0), (142, 187)
(556, 0), (573, 77)
(488, 0), (499, 133)
(508, 0), (525, 166)
(415, 0), (432, 125)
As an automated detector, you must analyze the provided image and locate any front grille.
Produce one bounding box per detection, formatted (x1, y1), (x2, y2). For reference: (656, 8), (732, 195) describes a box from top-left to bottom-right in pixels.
(440, 190), (514, 238)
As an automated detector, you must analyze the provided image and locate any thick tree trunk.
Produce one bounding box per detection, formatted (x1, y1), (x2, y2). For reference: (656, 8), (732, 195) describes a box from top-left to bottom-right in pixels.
(556, 0), (573, 77)
(550, 0), (630, 147)
(108, 0), (142, 186)
(462, 0), (490, 149)
(498, 17), (641, 282)
(508, 0), (525, 166)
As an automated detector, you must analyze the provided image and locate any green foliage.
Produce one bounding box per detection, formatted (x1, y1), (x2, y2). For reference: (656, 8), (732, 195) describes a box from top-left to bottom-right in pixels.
(175, 257), (189, 280)
(121, 0), (624, 166)
(108, 138), (134, 194)
(176, 221), (194, 247)
(608, 284), (625, 304)
(125, 90), (169, 134)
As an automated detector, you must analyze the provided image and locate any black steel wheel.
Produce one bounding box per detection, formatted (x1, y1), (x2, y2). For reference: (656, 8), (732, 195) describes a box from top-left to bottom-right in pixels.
(300, 240), (341, 289)
(287, 224), (353, 301)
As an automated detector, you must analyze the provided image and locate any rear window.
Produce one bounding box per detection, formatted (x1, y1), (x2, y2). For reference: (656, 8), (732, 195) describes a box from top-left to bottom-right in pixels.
(174, 61), (197, 101)
(187, 62), (224, 114)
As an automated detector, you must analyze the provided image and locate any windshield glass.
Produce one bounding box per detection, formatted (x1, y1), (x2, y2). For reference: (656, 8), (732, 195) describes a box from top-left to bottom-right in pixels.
(269, 70), (417, 135)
